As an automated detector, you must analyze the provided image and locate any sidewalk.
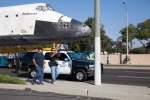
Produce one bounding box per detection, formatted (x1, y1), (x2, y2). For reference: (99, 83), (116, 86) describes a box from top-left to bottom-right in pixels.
(0, 78), (150, 100)
(104, 64), (150, 67)
(104, 64), (150, 70)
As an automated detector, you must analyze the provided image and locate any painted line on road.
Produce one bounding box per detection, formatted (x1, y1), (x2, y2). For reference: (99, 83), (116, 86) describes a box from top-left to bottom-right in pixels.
(124, 71), (150, 73)
(118, 76), (150, 79)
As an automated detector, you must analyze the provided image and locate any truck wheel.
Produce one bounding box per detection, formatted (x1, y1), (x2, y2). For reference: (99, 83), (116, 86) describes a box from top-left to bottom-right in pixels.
(7, 61), (14, 68)
(75, 69), (87, 82)
(29, 69), (37, 78)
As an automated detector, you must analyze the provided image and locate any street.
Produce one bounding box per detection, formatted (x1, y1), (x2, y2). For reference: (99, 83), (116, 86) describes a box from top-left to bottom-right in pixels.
(0, 89), (111, 100)
(0, 67), (149, 87)
(101, 68), (150, 87)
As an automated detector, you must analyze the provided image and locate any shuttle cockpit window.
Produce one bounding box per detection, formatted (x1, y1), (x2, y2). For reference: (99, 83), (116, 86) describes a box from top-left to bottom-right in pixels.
(36, 4), (54, 11)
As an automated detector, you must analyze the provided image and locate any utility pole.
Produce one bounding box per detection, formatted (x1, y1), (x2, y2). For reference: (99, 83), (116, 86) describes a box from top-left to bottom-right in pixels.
(123, 1), (128, 61)
(94, 0), (101, 85)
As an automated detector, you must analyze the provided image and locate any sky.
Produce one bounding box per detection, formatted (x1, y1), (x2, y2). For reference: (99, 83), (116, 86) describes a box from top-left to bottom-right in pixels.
(0, 0), (150, 48)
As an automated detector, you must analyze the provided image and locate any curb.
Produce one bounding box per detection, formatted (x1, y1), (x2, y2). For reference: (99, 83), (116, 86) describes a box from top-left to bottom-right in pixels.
(0, 84), (87, 97)
(88, 90), (150, 100)
(0, 84), (150, 100)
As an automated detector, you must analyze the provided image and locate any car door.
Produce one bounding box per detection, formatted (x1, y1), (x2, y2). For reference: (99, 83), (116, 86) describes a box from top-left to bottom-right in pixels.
(58, 53), (72, 75)
(44, 52), (72, 75)
(21, 52), (36, 71)
(44, 52), (51, 73)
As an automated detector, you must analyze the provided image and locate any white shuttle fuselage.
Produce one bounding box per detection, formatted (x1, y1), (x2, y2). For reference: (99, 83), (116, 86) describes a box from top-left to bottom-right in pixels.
(0, 3), (91, 46)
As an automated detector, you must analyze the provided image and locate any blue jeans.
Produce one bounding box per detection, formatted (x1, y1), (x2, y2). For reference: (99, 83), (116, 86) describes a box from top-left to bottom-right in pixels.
(50, 66), (59, 83)
(33, 66), (44, 84)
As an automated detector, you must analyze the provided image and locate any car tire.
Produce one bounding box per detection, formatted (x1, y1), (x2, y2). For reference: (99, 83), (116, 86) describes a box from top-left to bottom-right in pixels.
(29, 69), (37, 78)
(7, 61), (14, 68)
(75, 69), (87, 82)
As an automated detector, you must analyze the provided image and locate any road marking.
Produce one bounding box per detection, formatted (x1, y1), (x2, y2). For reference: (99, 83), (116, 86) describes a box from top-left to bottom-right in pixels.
(124, 71), (150, 73)
(118, 76), (150, 79)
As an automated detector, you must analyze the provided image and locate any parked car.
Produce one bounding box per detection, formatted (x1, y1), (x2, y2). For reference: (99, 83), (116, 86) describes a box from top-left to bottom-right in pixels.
(75, 51), (89, 60)
(21, 51), (103, 82)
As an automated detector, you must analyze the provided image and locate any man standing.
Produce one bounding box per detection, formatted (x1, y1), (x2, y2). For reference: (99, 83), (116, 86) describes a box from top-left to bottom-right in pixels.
(32, 47), (45, 85)
(14, 52), (21, 74)
(49, 48), (60, 85)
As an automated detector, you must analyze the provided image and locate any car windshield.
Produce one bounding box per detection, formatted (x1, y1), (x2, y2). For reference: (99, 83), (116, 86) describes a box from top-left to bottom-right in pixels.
(67, 52), (81, 60)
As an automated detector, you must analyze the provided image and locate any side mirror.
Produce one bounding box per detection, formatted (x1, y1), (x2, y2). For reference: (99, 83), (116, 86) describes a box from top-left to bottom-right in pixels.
(64, 58), (69, 61)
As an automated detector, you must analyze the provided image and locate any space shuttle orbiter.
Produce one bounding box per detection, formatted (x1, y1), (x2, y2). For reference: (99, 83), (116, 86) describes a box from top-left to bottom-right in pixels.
(0, 3), (91, 46)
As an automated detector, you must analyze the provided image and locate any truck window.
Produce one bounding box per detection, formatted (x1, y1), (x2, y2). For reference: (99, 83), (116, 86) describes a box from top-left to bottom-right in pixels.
(45, 52), (51, 60)
(45, 52), (68, 61)
(23, 52), (36, 59)
(59, 53), (68, 61)
(67, 52), (81, 60)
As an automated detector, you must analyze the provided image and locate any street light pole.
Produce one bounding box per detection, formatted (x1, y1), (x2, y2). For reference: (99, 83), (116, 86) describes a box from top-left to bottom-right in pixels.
(123, 1), (128, 60)
(94, 0), (101, 85)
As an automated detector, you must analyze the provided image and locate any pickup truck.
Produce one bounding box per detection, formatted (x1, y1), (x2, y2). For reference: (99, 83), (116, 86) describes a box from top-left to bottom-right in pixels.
(21, 51), (103, 82)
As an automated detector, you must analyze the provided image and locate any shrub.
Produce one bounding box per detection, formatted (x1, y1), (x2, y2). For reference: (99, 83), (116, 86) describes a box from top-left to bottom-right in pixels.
(0, 74), (25, 85)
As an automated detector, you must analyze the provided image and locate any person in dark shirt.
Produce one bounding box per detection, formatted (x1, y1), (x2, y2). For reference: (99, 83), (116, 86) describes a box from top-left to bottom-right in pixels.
(49, 48), (60, 85)
(14, 53), (21, 74)
(32, 47), (45, 85)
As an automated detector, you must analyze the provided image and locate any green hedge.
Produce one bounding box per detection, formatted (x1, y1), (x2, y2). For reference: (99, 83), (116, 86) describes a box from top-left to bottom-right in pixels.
(0, 74), (25, 85)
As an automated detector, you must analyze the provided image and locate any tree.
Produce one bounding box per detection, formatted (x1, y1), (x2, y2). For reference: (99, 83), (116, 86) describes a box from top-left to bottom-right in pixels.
(135, 19), (150, 53)
(112, 40), (126, 54)
(101, 35), (113, 53)
(130, 47), (146, 54)
(69, 17), (113, 53)
(119, 24), (137, 52)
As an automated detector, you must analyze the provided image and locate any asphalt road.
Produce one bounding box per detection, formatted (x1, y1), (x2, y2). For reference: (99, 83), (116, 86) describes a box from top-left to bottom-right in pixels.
(0, 89), (112, 100)
(0, 67), (150, 87)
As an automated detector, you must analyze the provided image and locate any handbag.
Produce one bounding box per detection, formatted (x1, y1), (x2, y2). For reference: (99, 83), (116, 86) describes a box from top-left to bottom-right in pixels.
(54, 60), (58, 65)
(48, 59), (58, 67)
(48, 61), (53, 67)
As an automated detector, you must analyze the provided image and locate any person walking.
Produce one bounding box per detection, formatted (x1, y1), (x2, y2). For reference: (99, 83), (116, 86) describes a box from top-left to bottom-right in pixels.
(14, 52), (21, 74)
(49, 48), (60, 85)
(32, 47), (45, 85)
(107, 54), (110, 65)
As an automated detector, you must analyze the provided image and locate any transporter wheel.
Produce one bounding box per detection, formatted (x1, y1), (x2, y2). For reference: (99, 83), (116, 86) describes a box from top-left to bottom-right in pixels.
(75, 69), (87, 82)
(7, 61), (14, 68)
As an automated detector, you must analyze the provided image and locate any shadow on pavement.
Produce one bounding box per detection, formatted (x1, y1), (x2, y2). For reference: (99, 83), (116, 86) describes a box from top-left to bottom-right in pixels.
(11, 71), (16, 74)
(17, 73), (29, 78)
(44, 74), (77, 82)
(25, 79), (32, 84)
(22, 74), (81, 83)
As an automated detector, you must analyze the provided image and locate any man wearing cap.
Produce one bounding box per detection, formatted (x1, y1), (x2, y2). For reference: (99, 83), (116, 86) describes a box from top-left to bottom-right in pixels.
(32, 47), (45, 85)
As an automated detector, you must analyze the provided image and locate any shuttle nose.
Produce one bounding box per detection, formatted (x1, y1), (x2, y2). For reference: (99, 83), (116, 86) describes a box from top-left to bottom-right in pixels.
(80, 25), (91, 36)
(70, 19), (91, 37)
